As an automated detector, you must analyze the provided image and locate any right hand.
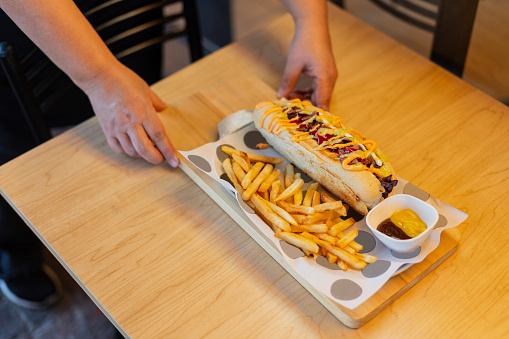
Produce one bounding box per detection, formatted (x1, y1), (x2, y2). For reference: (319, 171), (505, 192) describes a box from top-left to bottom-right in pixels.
(277, 17), (337, 111)
(82, 63), (180, 168)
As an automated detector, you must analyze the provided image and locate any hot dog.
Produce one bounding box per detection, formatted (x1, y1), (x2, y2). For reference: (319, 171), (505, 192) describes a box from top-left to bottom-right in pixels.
(253, 99), (398, 215)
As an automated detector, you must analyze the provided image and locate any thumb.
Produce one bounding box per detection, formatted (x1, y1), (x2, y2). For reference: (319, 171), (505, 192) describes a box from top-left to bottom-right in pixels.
(278, 62), (302, 99)
(312, 76), (334, 111)
(149, 90), (168, 112)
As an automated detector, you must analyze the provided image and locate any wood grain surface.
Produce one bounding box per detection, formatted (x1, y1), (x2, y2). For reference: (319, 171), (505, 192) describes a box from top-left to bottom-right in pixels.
(170, 78), (461, 328)
(0, 3), (508, 338)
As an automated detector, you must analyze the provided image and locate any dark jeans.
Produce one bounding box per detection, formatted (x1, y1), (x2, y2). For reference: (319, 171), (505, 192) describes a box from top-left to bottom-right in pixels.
(0, 78), (45, 278)
(0, 202), (43, 279)
(0, 3), (162, 278)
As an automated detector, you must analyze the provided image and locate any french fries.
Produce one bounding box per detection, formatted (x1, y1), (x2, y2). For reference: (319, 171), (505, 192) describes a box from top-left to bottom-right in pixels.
(221, 152), (376, 271)
(321, 242), (367, 270)
(241, 162), (264, 189)
(337, 260), (348, 271)
(222, 158), (245, 193)
(290, 214), (306, 224)
(316, 232), (337, 245)
(355, 252), (377, 264)
(232, 161), (246, 183)
(261, 190), (269, 201)
(313, 201), (345, 213)
(270, 180), (281, 203)
(349, 241), (364, 252)
(329, 218), (355, 236)
(326, 252), (338, 264)
(251, 194), (291, 232)
(279, 201), (315, 215)
(312, 191), (321, 207)
(321, 190), (337, 203)
(295, 211), (336, 225)
(241, 163), (273, 201)
(291, 224), (328, 233)
(259, 169), (281, 193)
(275, 232), (319, 254)
(221, 146), (284, 164)
(284, 164), (294, 188)
(222, 158), (236, 184)
(264, 200), (298, 226)
(303, 183), (319, 207)
(336, 227), (359, 248)
(275, 178), (304, 202)
(293, 173), (303, 205)
(232, 153), (251, 172)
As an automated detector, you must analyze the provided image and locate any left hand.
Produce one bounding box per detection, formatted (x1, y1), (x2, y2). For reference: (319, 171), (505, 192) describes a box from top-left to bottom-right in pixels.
(82, 63), (180, 167)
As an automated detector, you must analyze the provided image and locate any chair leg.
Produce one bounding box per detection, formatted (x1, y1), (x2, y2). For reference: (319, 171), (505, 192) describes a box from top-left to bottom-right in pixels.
(0, 42), (52, 144)
(330, 0), (344, 8)
(431, 0), (479, 77)
(183, 0), (204, 61)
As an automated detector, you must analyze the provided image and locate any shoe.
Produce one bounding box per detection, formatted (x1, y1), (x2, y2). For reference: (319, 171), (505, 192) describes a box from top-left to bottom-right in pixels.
(0, 264), (62, 309)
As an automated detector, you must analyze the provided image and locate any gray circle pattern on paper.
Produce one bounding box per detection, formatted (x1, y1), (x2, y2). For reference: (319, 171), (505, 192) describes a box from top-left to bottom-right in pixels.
(279, 240), (305, 259)
(362, 260), (391, 278)
(316, 256), (340, 270)
(330, 279), (363, 301)
(355, 230), (377, 253)
(347, 207), (366, 223)
(391, 246), (421, 259)
(216, 144), (235, 163)
(220, 172), (231, 185)
(243, 131), (267, 149)
(436, 214), (448, 228)
(237, 193), (255, 214)
(394, 263), (411, 275)
(188, 155), (211, 173)
(403, 182), (430, 201)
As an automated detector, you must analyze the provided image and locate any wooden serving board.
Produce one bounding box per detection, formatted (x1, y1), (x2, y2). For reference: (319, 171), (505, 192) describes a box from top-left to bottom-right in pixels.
(160, 74), (460, 328)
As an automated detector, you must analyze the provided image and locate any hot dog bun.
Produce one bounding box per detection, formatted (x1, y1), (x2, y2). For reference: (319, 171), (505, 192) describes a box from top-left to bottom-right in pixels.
(253, 99), (397, 215)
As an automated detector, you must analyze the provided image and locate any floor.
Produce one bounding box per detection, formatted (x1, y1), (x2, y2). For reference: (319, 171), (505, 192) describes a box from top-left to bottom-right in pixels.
(0, 251), (119, 339)
(1, 1), (507, 338)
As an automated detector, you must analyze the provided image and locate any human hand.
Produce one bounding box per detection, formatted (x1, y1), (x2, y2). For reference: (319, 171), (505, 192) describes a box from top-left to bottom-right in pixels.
(277, 26), (337, 110)
(82, 63), (179, 167)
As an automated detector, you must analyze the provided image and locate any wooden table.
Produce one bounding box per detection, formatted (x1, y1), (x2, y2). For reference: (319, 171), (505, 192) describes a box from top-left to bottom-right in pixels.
(1, 4), (508, 338)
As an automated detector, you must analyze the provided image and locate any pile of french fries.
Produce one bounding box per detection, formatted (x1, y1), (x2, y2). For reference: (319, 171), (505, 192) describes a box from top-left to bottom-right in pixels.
(221, 146), (376, 271)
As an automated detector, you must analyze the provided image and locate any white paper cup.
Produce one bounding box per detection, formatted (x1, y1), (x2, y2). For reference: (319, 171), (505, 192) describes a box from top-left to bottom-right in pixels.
(366, 194), (439, 253)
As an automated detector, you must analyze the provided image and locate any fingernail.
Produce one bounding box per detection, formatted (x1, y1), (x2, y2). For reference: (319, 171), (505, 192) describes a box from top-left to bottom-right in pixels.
(170, 158), (179, 168)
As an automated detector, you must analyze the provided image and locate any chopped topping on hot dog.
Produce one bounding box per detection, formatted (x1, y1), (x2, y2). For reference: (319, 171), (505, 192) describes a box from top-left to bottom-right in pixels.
(259, 99), (398, 195)
(256, 101), (276, 110)
(381, 175), (398, 198)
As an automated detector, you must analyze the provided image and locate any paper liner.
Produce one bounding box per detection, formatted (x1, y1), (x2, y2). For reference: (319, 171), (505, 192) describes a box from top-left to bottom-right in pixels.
(180, 123), (467, 309)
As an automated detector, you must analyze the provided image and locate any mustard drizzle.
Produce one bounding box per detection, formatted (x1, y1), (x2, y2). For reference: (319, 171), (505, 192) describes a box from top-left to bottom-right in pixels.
(258, 99), (387, 175)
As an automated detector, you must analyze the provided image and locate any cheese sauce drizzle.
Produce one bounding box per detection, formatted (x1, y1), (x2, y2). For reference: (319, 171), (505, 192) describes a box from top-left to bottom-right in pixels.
(259, 99), (396, 183)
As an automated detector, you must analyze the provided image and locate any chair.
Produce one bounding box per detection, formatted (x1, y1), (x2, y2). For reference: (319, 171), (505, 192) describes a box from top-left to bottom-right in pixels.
(0, 0), (203, 145)
(331, 0), (479, 78)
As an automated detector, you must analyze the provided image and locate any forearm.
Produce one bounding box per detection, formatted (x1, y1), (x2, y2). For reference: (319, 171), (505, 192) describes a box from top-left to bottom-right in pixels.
(278, 0), (330, 37)
(277, 0), (337, 110)
(1, 0), (180, 166)
(0, 0), (120, 90)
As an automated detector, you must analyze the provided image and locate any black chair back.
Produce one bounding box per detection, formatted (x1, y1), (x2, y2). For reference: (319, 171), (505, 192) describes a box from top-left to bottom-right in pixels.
(0, 0), (203, 145)
(332, 0), (479, 77)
